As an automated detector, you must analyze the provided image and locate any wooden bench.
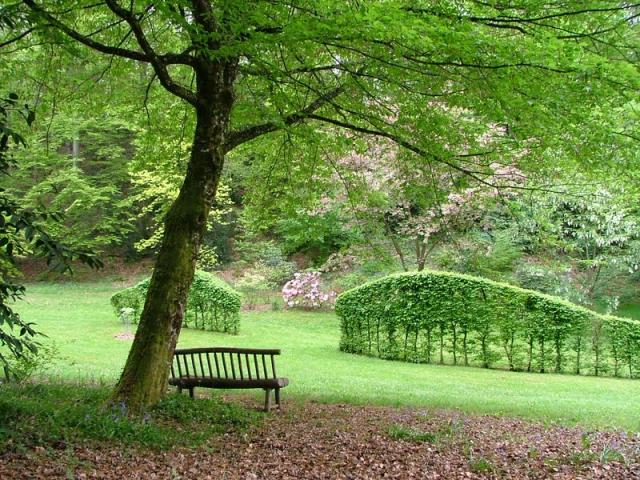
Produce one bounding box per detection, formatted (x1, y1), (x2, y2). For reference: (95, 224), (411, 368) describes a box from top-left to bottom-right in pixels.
(169, 347), (289, 411)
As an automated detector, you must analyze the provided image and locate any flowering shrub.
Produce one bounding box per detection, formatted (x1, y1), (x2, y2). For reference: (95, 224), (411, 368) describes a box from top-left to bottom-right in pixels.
(282, 271), (336, 309)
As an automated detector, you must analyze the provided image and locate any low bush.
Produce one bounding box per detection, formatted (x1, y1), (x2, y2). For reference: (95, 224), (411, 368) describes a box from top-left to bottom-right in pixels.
(1, 341), (61, 384)
(336, 270), (640, 377)
(111, 270), (241, 333)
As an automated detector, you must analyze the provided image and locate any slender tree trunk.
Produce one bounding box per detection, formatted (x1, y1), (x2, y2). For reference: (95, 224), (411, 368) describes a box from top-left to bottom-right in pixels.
(112, 61), (237, 412)
(390, 236), (408, 272)
(416, 238), (426, 272)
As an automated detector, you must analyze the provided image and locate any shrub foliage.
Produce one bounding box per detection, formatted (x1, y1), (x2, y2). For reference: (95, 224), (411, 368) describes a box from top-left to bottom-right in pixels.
(111, 270), (241, 333)
(336, 270), (640, 377)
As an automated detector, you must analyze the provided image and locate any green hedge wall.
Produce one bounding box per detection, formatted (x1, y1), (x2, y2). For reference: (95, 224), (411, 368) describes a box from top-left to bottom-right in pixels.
(111, 270), (241, 334)
(336, 270), (640, 377)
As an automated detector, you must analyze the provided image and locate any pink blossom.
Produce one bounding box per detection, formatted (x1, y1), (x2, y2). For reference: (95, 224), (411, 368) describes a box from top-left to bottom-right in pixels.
(282, 271), (336, 310)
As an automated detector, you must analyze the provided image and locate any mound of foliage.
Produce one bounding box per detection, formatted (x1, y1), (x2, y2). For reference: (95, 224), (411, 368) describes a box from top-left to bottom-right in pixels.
(0, 383), (259, 450)
(336, 270), (640, 377)
(111, 270), (241, 334)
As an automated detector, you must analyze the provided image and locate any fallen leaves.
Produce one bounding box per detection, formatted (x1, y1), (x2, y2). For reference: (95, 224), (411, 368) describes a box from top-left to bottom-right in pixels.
(1, 399), (638, 479)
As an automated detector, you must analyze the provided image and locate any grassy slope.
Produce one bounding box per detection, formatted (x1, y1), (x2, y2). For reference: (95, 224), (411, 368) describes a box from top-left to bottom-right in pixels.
(12, 280), (640, 431)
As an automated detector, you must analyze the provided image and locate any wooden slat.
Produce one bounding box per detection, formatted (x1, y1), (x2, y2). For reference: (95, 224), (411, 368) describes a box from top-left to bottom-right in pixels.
(237, 353), (244, 379)
(205, 353), (213, 377)
(245, 353), (252, 379)
(253, 354), (260, 379)
(176, 357), (183, 377)
(229, 352), (237, 379)
(213, 352), (221, 377)
(183, 355), (190, 377)
(190, 353), (197, 377)
(261, 354), (268, 379)
(175, 347), (281, 355)
(221, 352), (229, 378)
(198, 353), (205, 377)
(270, 354), (276, 378)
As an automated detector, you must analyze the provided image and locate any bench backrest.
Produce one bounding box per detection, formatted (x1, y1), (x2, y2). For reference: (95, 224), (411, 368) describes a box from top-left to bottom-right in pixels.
(171, 347), (281, 381)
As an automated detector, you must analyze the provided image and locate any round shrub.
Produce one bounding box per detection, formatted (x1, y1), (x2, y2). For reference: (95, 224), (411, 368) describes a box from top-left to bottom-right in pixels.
(335, 270), (640, 377)
(111, 271), (241, 334)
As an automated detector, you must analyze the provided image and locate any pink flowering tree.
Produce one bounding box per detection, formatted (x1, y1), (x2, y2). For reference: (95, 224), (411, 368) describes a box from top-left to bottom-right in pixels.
(282, 271), (336, 310)
(380, 161), (526, 271)
(303, 131), (527, 272)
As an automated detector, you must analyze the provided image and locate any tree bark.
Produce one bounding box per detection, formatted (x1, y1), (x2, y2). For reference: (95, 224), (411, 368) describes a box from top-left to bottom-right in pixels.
(390, 236), (408, 272)
(112, 60), (237, 413)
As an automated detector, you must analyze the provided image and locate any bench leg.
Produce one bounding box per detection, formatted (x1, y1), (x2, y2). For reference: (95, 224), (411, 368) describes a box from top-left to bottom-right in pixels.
(178, 386), (183, 394)
(188, 387), (194, 399)
(275, 388), (281, 410)
(264, 388), (272, 412)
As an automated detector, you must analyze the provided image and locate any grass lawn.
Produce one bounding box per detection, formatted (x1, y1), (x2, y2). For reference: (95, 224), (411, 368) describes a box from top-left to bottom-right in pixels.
(11, 280), (640, 431)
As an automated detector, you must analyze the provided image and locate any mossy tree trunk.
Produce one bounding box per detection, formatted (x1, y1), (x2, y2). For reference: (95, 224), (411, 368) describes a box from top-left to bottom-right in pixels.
(112, 60), (237, 412)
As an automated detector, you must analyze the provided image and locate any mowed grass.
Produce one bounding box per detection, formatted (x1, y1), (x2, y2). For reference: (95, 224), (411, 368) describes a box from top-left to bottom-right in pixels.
(12, 280), (640, 431)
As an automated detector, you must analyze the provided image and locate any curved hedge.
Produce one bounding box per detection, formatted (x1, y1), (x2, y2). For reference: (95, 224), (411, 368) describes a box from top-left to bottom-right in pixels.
(336, 270), (640, 377)
(111, 270), (241, 334)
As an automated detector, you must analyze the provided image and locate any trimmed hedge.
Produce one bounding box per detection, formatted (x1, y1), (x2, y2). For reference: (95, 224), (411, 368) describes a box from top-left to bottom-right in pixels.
(336, 270), (640, 377)
(111, 270), (241, 334)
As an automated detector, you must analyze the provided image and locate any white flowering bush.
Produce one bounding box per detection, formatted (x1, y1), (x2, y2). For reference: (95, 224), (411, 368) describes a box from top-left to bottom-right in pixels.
(282, 271), (336, 309)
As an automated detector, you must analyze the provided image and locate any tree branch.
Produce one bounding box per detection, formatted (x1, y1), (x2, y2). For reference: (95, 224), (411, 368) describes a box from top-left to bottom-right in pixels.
(103, 0), (197, 105)
(23, 0), (197, 104)
(23, 0), (150, 61)
(304, 113), (492, 184)
(0, 27), (33, 49)
(224, 84), (346, 152)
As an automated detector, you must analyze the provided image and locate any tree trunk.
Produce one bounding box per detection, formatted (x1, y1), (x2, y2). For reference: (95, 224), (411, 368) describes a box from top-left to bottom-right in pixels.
(390, 236), (408, 272)
(416, 238), (426, 272)
(112, 62), (236, 413)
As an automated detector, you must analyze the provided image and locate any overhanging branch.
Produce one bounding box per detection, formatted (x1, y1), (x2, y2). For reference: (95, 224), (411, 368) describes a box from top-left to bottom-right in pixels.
(23, 0), (149, 62)
(224, 84), (346, 152)
(305, 113), (492, 185)
(103, 0), (196, 105)
(23, 0), (197, 104)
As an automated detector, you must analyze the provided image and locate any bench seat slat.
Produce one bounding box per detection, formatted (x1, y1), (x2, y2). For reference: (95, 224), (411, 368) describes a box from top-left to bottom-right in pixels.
(169, 376), (289, 389)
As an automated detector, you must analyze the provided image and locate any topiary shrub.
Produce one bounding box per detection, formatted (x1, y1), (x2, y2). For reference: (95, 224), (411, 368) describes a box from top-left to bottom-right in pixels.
(111, 271), (241, 334)
(336, 270), (640, 377)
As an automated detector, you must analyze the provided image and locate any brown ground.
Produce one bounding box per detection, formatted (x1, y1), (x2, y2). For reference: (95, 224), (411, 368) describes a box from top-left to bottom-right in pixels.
(1, 400), (639, 479)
